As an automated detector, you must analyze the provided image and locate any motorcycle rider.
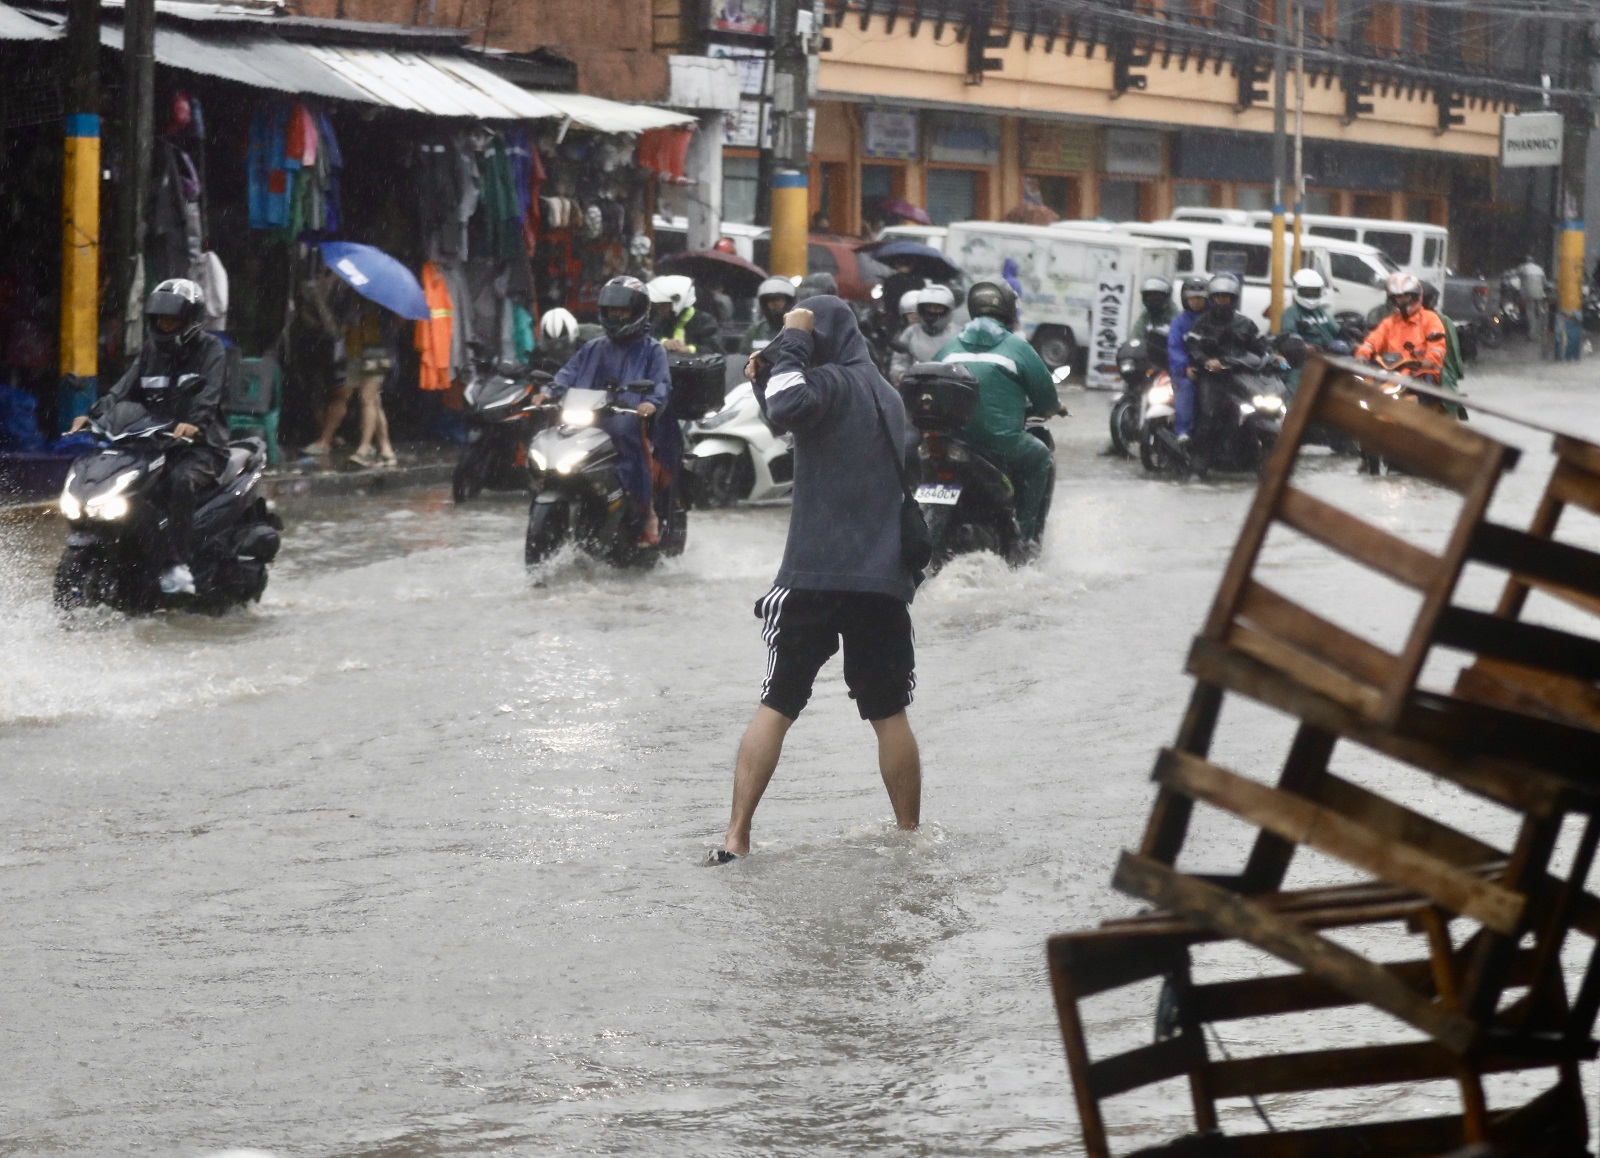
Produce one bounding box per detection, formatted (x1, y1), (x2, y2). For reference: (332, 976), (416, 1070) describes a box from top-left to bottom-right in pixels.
(935, 280), (1066, 550)
(534, 307), (582, 371)
(531, 276), (672, 545)
(1166, 274), (1213, 444)
(1279, 269), (1343, 396)
(1421, 282), (1467, 395)
(1131, 276), (1177, 343)
(647, 275), (721, 355)
(897, 289), (922, 331)
(1182, 272), (1273, 446)
(70, 278), (227, 596)
(1354, 272), (1446, 382)
(890, 284), (959, 382)
(742, 277), (797, 355)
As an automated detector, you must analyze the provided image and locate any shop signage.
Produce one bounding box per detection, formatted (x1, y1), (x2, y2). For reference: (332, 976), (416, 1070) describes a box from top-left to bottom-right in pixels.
(1103, 128), (1162, 177)
(707, 0), (771, 36)
(863, 108), (919, 160)
(1501, 112), (1563, 169)
(724, 98), (764, 148)
(927, 113), (1000, 166)
(1088, 272), (1132, 390)
(709, 44), (768, 96)
(1022, 122), (1095, 171)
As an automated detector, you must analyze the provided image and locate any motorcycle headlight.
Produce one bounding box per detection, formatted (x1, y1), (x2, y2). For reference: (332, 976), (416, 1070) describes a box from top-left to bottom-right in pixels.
(561, 409), (595, 428)
(1120, 360), (1137, 374)
(1148, 383), (1174, 406)
(555, 451), (586, 474)
(1251, 394), (1285, 413)
(529, 447), (548, 471)
(59, 492), (82, 520)
(88, 494), (130, 521)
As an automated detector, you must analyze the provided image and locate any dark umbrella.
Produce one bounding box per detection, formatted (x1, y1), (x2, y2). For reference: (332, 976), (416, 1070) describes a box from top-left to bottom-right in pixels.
(880, 198), (933, 226)
(319, 242), (429, 320)
(863, 239), (962, 282)
(655, 249), (769, 298)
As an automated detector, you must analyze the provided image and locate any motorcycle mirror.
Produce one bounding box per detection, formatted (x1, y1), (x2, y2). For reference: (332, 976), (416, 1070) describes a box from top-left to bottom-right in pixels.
(176, 373), (207, 395)
(1052, 366), (1072, 385)
(625, 379), (658, 393)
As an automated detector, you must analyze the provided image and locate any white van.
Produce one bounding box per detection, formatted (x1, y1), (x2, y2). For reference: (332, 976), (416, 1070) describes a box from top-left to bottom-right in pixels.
(651, 216), (768, 264)
(1171, 208), (1253, 227)
(945, 220), (1184, 381)
(875, 225), (949, 253)
(1242, 213), (1448, 289)
(1123, 221), (1398, 322)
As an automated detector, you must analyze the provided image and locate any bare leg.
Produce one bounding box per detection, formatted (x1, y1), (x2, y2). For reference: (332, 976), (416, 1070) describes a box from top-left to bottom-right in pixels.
(373, 396), (394, 459)
(870, 711), (921, 830)
(354, 375), (380, 456)
(308, 385), (353, 453)
(723, 705), (794, 856)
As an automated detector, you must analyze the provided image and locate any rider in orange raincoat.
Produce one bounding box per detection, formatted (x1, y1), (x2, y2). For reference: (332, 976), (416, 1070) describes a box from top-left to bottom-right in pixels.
(1354, 272), (1447, 382)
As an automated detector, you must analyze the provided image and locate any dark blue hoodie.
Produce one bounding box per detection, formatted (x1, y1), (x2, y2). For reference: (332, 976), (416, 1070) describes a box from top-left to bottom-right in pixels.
(753, 296), (916, 603)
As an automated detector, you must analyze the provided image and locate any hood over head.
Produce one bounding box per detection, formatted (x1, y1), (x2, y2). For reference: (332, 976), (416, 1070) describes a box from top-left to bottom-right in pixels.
(802, 295), (872, 368)
(957, 315), (1010, 350)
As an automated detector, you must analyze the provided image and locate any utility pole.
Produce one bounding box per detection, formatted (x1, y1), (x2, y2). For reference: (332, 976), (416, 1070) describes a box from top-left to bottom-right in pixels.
(1268, 0), (1289, 331)
(1555, 30), (1592, 361)
(767, 0), (810, 279)
(60, 0), (101, 428)
(117, 0), (156, 357)
(1292, 0), (1307, 275)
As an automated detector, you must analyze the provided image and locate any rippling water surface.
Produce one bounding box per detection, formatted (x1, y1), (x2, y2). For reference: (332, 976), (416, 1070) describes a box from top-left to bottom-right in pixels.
(2, 361), (1597, 1156)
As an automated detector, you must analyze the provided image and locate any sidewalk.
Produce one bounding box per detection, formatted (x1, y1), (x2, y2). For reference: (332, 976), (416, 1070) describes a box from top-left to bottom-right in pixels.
(1, 441), (462, 515)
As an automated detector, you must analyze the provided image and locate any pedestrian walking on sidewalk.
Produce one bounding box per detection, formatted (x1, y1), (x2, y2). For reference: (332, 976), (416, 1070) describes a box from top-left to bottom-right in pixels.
(710, 296), (923, 863)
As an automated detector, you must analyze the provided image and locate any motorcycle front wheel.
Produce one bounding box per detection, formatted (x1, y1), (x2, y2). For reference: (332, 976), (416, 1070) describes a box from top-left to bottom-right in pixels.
(54, 545), (100, 610)
(452, 440), (488, 503)
(524, 499), (569, 566)
(1109, 396), (1139, 457)
(1481, 319), (1504, 350)
(697, 452), (746, 509)
(1139, 427), (1179, 475)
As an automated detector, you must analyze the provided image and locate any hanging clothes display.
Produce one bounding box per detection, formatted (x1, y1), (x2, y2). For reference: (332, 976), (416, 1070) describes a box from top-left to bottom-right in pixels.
(247, 100), (342, 239)
(189, 250), (229, 333)
(416, 261), (454, 391)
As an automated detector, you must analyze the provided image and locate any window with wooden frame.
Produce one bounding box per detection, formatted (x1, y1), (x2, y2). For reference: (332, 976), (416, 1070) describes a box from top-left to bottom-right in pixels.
(1364, 2), (1401, 56)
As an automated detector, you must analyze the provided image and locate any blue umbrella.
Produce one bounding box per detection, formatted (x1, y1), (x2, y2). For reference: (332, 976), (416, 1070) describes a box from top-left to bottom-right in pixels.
(864, 239), (962, 281)
(319, 242), (429, 321)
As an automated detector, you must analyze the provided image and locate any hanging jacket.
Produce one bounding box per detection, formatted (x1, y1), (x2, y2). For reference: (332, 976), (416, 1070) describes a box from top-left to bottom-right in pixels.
(752, 295), (916, 603)
(416, 261), (454, 391)
(935, 316), (1059, 449)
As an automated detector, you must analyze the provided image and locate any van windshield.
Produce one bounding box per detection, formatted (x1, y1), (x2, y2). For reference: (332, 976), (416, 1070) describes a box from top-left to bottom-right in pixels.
(1364, 230), (1414, 267)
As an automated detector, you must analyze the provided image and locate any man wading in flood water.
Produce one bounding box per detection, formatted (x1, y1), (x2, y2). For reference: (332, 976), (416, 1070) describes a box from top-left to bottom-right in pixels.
(709, 296), (923, 864)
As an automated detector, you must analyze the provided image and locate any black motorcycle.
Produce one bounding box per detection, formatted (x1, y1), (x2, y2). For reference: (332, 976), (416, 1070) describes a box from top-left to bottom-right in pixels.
(1141, 350), (1286, 477)
(1110, 325), (1168, 457)
(55, 399), (280, 612)
(899, 362), (1054, 570)
(523, 383), (688, 569)
(1357, 343), (1456, 476)
(452, 364), (552, 502)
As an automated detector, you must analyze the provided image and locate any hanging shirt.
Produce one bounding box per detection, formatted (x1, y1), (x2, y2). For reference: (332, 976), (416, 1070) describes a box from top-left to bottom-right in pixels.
(416, 261), (455, 392)
(189, 251), (230, 333)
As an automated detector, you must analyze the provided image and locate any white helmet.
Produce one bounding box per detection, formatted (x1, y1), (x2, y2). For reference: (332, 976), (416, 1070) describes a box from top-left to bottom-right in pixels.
(539, 307), (578, 344)
(898, 289), (922, 316)
(919, 284), (956, 311)
(647, 275), (696, 314)
(1292, 268), (1327, 311)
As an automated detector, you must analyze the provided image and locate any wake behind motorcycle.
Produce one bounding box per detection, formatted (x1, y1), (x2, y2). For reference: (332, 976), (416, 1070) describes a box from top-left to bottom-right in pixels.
(452, 364), (552, 501)
(524, 383), (688, 569)
(1138, 351), (1286, 477)
(56, 400), (280, 612)
(899, 362), (1056, 571)
(684, 380), (794, 507)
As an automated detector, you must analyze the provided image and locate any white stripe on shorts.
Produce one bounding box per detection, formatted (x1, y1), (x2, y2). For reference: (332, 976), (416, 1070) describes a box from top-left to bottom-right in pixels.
(758, 585), (791, 700)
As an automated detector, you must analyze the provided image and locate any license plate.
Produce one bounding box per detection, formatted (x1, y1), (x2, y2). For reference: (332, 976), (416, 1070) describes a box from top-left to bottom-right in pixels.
(915, 483), (962, 506)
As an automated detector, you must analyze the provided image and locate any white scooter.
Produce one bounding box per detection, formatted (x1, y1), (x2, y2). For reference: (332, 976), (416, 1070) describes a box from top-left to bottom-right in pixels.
(684, 380), (795, 507)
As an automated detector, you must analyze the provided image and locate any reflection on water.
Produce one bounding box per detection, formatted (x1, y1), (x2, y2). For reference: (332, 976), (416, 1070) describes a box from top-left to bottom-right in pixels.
(1, 362), (1596, 1155)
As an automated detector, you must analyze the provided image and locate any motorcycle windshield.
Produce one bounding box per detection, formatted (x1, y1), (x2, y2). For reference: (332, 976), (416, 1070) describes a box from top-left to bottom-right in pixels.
(562, 388), (609, 413)
(99, 400), (168, 440)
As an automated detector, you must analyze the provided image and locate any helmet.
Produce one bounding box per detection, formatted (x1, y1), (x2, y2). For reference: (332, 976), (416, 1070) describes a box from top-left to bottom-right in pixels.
(647, 275), (696, 316)
(1386, 271), (1423, 317)
(917, 284), (955, 333)
(967, 280), (1018, 326)
(757, 276), (797, 305)
(1181, 274), (1211, 308)
(795, 272), (838, 301)
(1292, 268), (1327, 311)
(145, 278), (205, 352)
(1206, 272), (1241, 319)
(713, 237), (737, 254)
(897, 289), (922, 317)
(596, 276), (650, 341)
(539, 307), (578, 345)
(1140, 275), (1173, 317)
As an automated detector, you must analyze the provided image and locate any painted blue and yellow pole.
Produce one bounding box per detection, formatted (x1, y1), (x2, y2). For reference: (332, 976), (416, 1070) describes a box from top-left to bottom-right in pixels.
(770, 169), (808, 282)
(59, 110), (101, 421)
(1557, 215), (1585, 361)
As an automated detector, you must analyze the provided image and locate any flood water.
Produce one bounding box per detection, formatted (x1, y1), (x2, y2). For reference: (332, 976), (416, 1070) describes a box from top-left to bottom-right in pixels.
(2, 356), (1597, 1156)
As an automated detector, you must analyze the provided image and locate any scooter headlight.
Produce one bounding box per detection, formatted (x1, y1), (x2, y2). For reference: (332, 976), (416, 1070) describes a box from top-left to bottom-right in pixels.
(561, 409), (595, 428)
(555, 451), (586, 474)
(88, 494), (130, 521)
(1251, 394), (1285, 413)
(1147, 382), (1174, 407)
(1120, 360), (1137, 374)
(529, 447), (548, 471)
(59, 492), (82, 520)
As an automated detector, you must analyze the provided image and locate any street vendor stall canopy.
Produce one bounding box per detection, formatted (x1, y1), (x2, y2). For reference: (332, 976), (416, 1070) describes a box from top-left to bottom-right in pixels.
(0, 3), (61, 38)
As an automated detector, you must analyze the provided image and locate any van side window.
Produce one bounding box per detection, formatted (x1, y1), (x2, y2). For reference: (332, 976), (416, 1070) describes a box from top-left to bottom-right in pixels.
(1309, 225), (1358, 242)
(1209, 244), (1272, 279)
(1175, 249), (1193, 272)
(1364, 231), (1413, 267)
(1423, 238), (1442, 268)
(1329, 251), (1383, 287)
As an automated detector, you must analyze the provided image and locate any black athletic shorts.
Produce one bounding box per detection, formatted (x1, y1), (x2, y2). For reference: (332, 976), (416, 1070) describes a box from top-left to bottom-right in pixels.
(756, 586), (916, 721)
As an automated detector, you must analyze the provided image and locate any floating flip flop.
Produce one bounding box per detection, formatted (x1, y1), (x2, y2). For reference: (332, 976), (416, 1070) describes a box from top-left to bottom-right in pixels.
(704, 849), (741, 866)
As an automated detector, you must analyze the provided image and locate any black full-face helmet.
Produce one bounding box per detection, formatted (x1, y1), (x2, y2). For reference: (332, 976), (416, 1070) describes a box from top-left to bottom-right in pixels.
(597, 276), (650, 341)
(966, 280), (1018, 326)
(145, 278), (206, 353)
(1140, 275), (1173, 318)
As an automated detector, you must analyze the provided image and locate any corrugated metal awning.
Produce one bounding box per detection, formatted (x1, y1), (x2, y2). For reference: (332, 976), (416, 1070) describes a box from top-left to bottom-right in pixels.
(303, 45), (561, 120)
(101, 23), (373, 101)
(0, 3), (61, 40)
(535, 92), (697, 134)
